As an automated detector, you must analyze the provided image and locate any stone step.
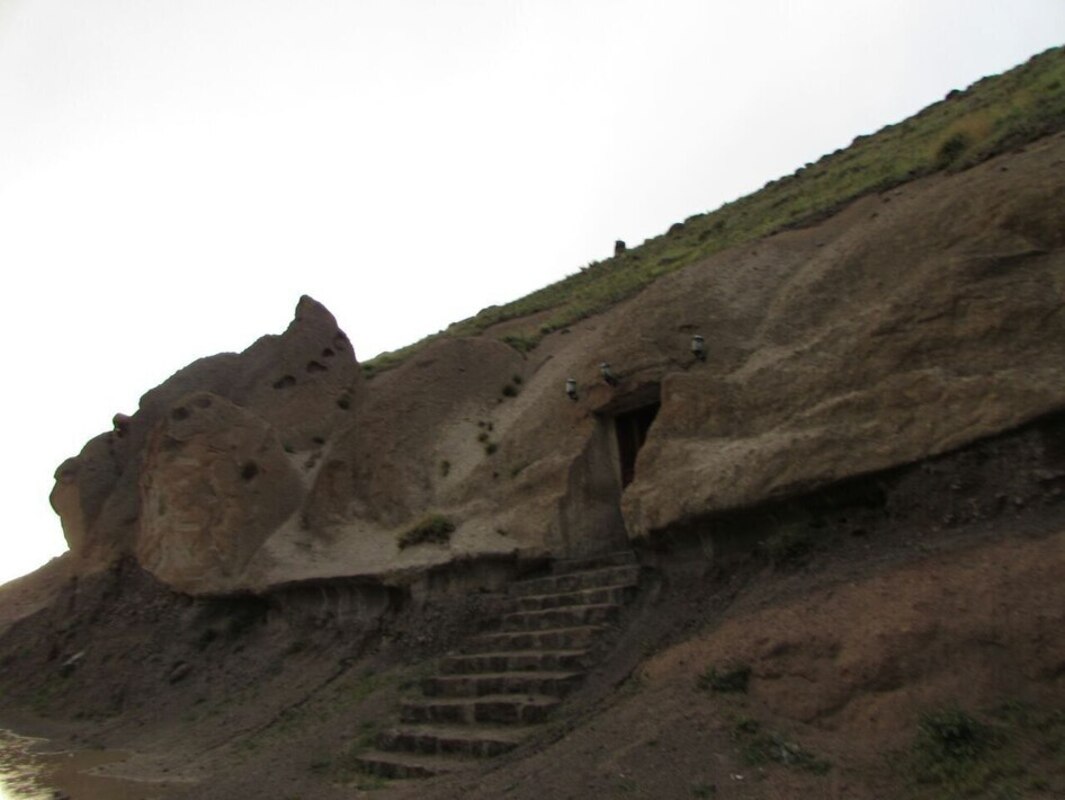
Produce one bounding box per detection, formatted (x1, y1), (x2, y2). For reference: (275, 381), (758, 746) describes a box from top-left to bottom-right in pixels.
(401, 693), (561, 725)
(551, 550), (637, 575)
(465, 625), (608, 653)
(377, 724), (528, 758)
(353, 750), (467, 779)
(422, 670), (584, 699)
(512, 584), (637, 612)
(440, 649), (591, 675)
(510, 564), (641, 597)
(501, 603), (620, 631)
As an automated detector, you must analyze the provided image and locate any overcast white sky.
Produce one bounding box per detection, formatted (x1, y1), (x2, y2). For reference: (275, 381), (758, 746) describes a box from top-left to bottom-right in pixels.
(0, 1), (1062, 585)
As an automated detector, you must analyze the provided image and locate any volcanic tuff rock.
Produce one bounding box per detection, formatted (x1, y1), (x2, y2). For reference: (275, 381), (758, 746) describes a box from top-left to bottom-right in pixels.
(51, 134), (1065, 595)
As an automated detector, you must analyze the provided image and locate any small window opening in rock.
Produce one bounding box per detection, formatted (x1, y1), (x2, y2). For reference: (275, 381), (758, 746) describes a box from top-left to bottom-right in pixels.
(312, 436), (325, 445)
(273, 375), (296, 389)
(171, 406), (190, 421)
(336, 395), (351, 410)
(306, 361), (328, 373)
(241, 462), (259, 481)
(614, 402), (660, 488)
(321, 348), (336, 358)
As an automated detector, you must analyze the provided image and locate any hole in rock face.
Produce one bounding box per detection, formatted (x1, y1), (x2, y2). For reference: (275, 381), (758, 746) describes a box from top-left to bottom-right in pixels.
(336, 395), (351, 410)
(241, 462), (259, 481)
(195, 396), (212, 409)
(306, 361), (328, 373)
(321, 348), (335, 358)
(312, 436), (326, 445)
(171, 407), (190, 421)
(273, 375), (296, 389)
(613, 402), (661, 488)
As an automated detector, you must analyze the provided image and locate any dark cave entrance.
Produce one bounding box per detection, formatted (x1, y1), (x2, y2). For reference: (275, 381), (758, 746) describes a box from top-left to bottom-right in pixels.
(614, 401), (660, 488)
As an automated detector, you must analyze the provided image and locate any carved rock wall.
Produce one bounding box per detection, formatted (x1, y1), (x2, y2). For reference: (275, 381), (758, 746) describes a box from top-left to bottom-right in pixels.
(49, 134), (1065, 594)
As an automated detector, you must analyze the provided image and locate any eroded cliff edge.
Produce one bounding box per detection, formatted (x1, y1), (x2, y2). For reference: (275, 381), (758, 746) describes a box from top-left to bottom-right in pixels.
(49, 133), (1065, 596)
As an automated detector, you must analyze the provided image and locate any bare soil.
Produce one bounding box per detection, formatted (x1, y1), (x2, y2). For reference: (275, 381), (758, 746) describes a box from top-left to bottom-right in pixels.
(1, 410), (1063, 799)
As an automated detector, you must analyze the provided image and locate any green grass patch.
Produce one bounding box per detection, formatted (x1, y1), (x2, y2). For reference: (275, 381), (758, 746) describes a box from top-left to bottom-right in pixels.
(363, 47), (1065, 375)
(697, 664), (751, 693)
(905, 702), (1065, 798)
(397, 514), (455, 549)
(731, 718), (831, 774)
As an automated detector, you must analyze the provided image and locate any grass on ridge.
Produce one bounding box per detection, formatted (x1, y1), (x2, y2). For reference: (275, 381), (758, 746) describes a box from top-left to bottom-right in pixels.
(365, 46), (1065, 377)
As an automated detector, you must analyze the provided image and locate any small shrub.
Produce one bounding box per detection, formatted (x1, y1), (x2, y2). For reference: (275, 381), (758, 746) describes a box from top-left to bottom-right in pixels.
(439, 459), (450, 477)
(501, 384), (518, 398)
(912, 708), (1002, 789)
(733, 717), (760, 735)
(484, 442), (498, 456)
(698, 664), (751, 693)
(918, 708), (995, 762)
(502, 334), (537, 353)
(512, 375), (523, 385)
(732, 720), (830, 774)
(398, 514), (455, 549)
(903, 706), (1035, 796)
(477, 432), (490, 443)
(936, 132), (971, 167)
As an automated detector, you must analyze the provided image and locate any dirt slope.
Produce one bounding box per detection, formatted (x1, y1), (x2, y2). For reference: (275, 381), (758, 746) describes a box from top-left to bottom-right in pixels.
(392, 522), (1064, 800)
(2, 410), (1063, 799)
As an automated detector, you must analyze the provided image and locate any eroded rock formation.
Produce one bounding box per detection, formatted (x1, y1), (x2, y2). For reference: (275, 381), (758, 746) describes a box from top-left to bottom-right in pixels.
(50, 134), (1065, 595)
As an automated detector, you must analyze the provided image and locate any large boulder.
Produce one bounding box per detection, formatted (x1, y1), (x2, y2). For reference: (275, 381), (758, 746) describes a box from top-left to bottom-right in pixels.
(50, 296), (362, 588)
(136, 392), (304, 593)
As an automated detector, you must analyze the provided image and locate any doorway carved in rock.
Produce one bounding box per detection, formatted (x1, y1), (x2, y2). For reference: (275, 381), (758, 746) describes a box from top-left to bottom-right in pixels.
(555, 384), (661, 558)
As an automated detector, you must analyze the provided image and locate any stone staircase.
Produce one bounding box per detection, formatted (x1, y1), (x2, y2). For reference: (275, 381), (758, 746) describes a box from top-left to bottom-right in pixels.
(354, 550), (641, 779)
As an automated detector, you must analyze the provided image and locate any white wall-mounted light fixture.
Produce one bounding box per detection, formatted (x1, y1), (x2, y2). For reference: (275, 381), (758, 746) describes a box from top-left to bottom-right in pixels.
(599, 362), (619, 386)
(691, 334), (706, 361)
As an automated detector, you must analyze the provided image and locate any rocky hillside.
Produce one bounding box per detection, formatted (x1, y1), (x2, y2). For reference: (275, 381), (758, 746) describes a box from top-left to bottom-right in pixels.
(1, 47), (1063, 800)
(43, 126), (1065, 598)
